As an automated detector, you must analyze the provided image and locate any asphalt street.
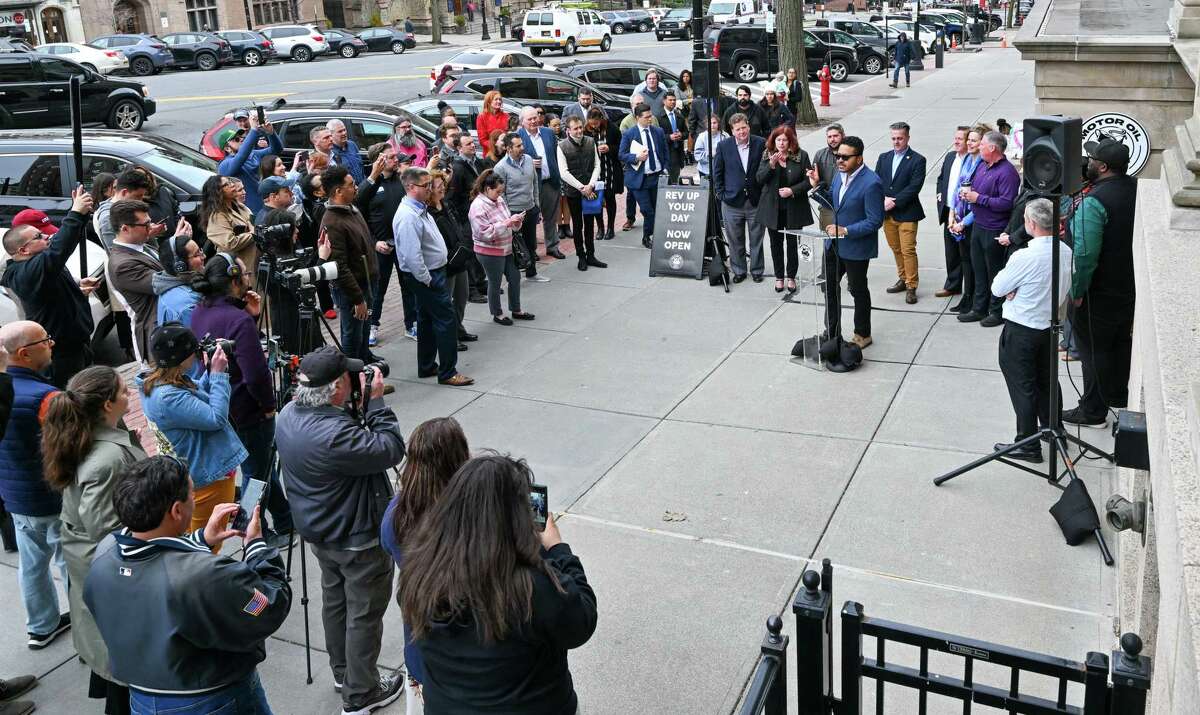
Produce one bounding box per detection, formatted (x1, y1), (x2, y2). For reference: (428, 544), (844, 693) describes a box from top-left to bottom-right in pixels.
(132, 33), (874, 149)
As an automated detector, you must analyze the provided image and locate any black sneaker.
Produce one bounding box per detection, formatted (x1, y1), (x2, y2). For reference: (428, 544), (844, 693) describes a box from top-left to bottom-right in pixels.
(1062, 407), (1106, 428)
(979, 314), (1003, 328)
(993, 442), (1043, 463)
(0, 674), (37, 700)
(340, 672), (404, 715)
(27, 613), (70, 650)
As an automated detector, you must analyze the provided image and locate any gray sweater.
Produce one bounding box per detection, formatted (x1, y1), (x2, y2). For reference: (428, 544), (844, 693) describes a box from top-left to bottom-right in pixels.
(493, 154), (540, 212)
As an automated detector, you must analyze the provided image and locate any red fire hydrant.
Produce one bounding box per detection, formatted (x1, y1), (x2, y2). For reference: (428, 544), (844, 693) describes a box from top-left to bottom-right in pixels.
(819, 64), (831, 107)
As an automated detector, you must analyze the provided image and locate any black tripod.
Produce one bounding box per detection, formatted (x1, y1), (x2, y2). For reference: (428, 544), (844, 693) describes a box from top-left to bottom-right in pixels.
(932, 191), (1115, 566)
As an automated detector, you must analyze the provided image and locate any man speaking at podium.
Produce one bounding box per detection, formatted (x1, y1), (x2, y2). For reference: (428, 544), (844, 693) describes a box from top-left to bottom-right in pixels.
(807, 135), (884, 351)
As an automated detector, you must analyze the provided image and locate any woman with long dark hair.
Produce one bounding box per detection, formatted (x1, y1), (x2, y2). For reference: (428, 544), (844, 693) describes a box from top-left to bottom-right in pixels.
(43, 366), (145, 715)
(585, 107), (622, 240)
(380, 417), (470, 708)
(755, 124), (813, 293)
(400, 454), (596, 714)
(200, 174), (258, 283)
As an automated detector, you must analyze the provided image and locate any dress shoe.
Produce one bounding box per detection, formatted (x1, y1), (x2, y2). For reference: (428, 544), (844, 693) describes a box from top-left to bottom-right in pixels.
(0, 701), (35, 715)
(605, 229), (616, 240)
(456, 342), (468, 351)
(775, 279), (785, 293)
(934, 288), (960, 298)
(979, 314), (1003, 328)
(642, 237), (653, 249)
(1062, 407), (1106, 428)
(0, 674), (37, 701)
(468, 292), (488, 304)
(439, 373), (475, 386)
(885, 279), (906, 294)
(905, 288), (917, 305)
(752, 275), (764, 283)
(494, 315), (514, 326)
(586, 256), (607, 268)
(417, 367), (439, 378)
(851, 333), (872, 349)
(512, 311), (536, 321)
(547, 248), (567, 259)
(382, 384), (395, 395)
(622, 220), (634, 231)
(956, 311), (984, 323)
(993, 442), (1043, 463)
(732, 273), (747, 284)
(578, 256), (588, 271)
(458, 332), (478, 342)
(949, 302), (968, 314)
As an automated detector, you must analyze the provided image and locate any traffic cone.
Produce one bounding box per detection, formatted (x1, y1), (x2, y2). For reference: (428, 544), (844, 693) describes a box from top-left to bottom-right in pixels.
(951, 35), (958, 50)
(1001, 35), (1008, 48)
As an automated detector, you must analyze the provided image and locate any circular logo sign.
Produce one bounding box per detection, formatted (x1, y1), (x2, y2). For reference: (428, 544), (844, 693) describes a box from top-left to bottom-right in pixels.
(1082, 112), (1150, 176)
(13, 12), (24, 24)
(668, 253), (683, 271)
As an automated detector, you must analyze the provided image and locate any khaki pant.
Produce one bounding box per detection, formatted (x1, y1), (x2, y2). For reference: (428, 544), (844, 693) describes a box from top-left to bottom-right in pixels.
(883, 216), (920, 288)
(189, 475), (235, 551)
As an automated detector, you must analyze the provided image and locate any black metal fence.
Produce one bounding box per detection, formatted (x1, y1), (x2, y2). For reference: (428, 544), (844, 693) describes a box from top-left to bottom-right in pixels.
(740, 559), (1153, 715)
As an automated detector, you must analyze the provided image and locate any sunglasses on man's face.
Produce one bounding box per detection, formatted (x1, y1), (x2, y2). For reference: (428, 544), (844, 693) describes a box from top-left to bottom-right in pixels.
(834, 153), (861, 161)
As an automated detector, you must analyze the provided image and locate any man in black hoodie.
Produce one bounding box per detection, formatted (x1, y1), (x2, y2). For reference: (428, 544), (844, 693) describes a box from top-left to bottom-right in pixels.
(722, 85), (768, 138)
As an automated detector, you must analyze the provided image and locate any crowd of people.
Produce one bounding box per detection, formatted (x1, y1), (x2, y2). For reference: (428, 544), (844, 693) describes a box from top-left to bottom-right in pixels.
(0, 65), (1139, 715)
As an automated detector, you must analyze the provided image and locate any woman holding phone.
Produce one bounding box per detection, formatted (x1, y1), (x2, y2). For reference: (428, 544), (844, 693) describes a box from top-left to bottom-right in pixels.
(468, 169), (535, 325)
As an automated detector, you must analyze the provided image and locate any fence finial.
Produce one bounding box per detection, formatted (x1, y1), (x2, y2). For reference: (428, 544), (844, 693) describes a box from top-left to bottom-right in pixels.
(802, 569), (820, 594)
(766, 615), (784, 644)
(1119, 633), (1143, 665)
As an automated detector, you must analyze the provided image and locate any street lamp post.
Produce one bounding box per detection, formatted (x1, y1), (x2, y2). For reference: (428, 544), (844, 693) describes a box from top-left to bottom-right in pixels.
(481, 0), (492, 40)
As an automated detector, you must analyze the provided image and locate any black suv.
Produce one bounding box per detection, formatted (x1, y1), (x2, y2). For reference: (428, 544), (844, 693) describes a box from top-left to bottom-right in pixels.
(707, 25), (857, 83)
(0, 53), (156, 131)
(160, 32), (234, 71)
(215, 29), (277, 66)
(436, 68), (626, 124)
(656, 8), (694, 40)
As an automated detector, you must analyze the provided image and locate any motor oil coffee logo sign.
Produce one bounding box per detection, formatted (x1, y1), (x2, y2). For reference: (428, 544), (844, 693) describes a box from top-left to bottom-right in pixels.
(1083, 113), (1150, 176)
(649, 186), (708, 279)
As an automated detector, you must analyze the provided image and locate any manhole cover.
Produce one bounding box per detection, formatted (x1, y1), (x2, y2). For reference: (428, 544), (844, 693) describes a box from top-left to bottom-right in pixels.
(868, 95), (901, 99)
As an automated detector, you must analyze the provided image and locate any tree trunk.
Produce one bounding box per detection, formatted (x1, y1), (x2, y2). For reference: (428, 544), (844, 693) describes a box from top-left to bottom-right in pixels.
(431, 0), (443, 44)
(777, 0), (818, 126)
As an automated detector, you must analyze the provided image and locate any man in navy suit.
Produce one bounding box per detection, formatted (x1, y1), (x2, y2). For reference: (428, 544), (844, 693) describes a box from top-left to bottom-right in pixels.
(712, 113), (767, 282)
(807, 135), (884, 349)
(517, 106), (567, 263)
(874, 121), (927, 304)
(619, 102), (670, 249)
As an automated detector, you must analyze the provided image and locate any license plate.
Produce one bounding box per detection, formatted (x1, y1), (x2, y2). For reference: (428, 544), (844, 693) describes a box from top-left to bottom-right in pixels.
(542, 31), (550, 36)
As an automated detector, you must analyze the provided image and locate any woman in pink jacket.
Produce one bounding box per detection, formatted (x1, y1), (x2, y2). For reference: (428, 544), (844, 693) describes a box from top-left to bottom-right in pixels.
(468, 169), (536, 326)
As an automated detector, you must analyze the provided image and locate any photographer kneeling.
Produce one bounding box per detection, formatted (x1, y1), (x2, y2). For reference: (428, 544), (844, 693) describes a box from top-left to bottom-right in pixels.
(84, 456), (291, 713)
(190, 254), (293, 547)
(275, 346), (407, 715)
(139, 322), (247, 541)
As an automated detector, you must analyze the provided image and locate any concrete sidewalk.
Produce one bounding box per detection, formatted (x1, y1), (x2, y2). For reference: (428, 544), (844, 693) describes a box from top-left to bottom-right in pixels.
(0, 46), (1120, 715)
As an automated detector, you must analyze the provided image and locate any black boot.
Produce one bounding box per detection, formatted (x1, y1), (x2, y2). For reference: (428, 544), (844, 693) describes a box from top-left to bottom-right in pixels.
(577, 256), (588, 271)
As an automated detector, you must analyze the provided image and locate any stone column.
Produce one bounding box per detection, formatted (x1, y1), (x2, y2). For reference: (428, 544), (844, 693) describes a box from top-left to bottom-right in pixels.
(1164, 0), (1200, 220)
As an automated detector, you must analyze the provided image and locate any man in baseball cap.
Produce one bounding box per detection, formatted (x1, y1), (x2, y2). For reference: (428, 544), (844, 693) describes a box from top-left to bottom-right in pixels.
(1061, 136), (1137, 430)
(11, 209), (58, 236)
(255, 176), (294, 224)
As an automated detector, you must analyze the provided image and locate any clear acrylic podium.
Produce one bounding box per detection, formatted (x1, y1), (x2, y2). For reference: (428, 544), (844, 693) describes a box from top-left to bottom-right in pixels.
(781, 228), (838, 371)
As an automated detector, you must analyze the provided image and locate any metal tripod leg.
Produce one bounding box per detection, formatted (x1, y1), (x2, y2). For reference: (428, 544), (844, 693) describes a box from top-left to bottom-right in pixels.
(932, 431), (1046, 486)
(299, 537), (313, 684)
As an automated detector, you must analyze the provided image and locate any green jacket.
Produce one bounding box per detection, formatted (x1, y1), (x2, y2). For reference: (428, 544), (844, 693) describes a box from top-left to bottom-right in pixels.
(1067, 194), (1106, 299)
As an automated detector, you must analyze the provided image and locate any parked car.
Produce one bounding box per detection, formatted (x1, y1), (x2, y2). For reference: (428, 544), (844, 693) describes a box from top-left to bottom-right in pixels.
(646, 8), (667, 24)
(215, 29), (277, 66)
(0, 37), (35, 52)
(317, 28), (365, 58)
(396, 95), (529, 144)
(598, 11), (641, 34)
(435, 68), (626, 124)
(0, 53), (156, 130)
(356, 27), (416, 53)
(807, 28), (886, 75)
(656, 8), (694, 41)
(522, 8), (612, 56)
(0, 129), (216, 344)
(557, 59), (684, 100)
(705, 24), (857, 83)
(159, 32), (234, 71)
(88, 34), (173, 76)
(876, 20), (946, 53)
(429, 49), (543, 90)
(511, 11), (527, 41)
(625, 10), (655, 32)
(36, 43), (128, 74)
(259, 25), (329, 62)
(198, 97), (438, 164)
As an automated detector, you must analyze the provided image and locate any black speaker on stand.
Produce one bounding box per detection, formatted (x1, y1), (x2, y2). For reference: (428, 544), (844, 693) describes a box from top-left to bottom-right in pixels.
(933, 115), (1115, 566)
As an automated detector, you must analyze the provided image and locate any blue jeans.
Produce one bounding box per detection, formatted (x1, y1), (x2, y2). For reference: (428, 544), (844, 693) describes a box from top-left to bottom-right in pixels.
(629, 175), (659, 241)
(893, 61), (910, 84)
(370, 250), (416, 331)
(12, 512), (66, 635)
(401, 269), (459, 381)
(130, 671), (272, 715)
(236, 417), (292, 534)
(331, 285), (371, 361)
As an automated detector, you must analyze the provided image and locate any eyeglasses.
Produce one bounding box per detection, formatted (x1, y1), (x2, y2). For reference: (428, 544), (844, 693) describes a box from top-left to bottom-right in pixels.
(22, 334), (53, 349)
(128, 220), (154, 228)
(834, 153), (861, 161)
(413, 181), (432, 189)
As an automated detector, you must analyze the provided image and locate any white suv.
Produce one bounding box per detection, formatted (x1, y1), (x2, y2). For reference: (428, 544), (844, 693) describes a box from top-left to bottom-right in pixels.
(260, 25), (328, 62)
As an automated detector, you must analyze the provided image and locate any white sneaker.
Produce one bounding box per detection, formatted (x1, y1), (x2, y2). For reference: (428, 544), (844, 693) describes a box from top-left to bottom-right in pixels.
(368, 326), (379, 347)
(404, 326), (417, 341)
(526, 274), (550, 283)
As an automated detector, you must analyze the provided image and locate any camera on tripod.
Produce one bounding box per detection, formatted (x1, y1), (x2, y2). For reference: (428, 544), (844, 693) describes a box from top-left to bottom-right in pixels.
(280, 261), (339, 291)
(253, 222), (294, 255)
(198, 333), (237, 367)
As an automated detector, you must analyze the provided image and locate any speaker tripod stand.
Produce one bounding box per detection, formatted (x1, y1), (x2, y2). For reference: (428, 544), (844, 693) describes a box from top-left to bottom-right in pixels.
(931, 189), (1115, 566)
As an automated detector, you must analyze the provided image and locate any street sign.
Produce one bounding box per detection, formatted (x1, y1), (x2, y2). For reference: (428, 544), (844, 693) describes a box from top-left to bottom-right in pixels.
(648, 185), (708, 279)
(0, 11), (26, 26)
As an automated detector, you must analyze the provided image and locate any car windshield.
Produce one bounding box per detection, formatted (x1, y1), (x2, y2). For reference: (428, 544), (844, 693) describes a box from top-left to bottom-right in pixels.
(451, 51), (497, 63)
(665, 9), (690, 18)
(136, 144), (217, 190)
(709, 3), (739, 14)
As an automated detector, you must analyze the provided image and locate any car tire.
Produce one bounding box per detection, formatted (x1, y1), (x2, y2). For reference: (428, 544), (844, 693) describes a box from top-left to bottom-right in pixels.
(735, 58), (758, 82)
(107, 99), (145, 131)
(341, 44), (358, 58)
(613, 24), (625, 34)
(391, 40), (405, 54)
(684, 28), (692, 41)
(829, 58), (850, 83)
(292, 45), (313, 62)
(886, 47), (896, 66)
(243, 49), (263, 66)
(863, 55), (883, 75)
(82, 63), (97, 73)
(639, 22), (652, 32)
(656, 33), (663, 41)
(130, 56), (154, 76)
(531, 46), (543, 56)
(600, 35), (611, 51)
(564, 38), (576, 55)
(196, 52), (218, 71)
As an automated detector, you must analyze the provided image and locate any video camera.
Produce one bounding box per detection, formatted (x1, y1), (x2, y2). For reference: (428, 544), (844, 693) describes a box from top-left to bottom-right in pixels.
(279, 260), (338, 292)
(253, 222), (294, 255)
(198, 333), (237, 367)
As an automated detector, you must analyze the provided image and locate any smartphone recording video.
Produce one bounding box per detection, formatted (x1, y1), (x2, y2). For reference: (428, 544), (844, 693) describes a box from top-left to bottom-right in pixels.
(530, 483), (548, 532)
(232, 478), (266, 532)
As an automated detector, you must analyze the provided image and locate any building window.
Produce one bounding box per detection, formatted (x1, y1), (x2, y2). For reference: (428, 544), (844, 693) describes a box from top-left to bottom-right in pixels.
(186, 0), (219, 31)
(253, 0), (296, 26)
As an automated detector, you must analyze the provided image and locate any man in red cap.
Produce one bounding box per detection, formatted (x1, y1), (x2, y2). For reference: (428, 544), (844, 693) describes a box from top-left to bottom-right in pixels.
(1, 187), (99, 387)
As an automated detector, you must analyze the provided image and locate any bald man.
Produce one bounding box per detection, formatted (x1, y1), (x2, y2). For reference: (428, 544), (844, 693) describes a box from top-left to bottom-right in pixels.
(517, 106), (566, 263)
(0, 320), (71, 651)
(1, 186), (97, 387)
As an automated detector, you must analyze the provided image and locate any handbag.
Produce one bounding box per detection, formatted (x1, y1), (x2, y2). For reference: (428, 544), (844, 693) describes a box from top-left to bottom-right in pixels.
(446, 244), (471, 272)
(511, 229), (533, 270)
(582, 189), (604, 216)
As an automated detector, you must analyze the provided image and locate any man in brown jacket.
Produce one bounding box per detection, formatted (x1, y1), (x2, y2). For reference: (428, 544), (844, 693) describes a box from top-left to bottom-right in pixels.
(319, 165), (379, 362)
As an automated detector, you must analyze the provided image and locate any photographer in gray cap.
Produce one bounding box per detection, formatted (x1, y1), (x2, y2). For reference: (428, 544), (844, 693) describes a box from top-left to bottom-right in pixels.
(274, 345), (407, 715)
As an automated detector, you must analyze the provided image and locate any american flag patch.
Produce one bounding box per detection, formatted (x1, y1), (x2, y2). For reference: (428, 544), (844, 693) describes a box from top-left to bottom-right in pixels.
(243, 589), (269, 617)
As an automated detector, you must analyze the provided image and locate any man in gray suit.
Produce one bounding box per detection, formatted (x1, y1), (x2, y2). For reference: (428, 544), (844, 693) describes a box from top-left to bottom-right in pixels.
(107, 199), (186, 363)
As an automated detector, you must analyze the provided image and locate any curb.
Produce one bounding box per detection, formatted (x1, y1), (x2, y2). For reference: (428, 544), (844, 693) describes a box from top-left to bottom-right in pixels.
(405, 37), (514, 52)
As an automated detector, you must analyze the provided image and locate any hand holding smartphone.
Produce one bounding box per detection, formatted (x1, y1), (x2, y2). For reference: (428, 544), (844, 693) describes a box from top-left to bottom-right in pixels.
(530, 483), (548, 532)
(232, 478), (267, 533)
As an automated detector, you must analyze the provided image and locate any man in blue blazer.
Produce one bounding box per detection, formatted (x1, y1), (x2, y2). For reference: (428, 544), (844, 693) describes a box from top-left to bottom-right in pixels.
(874, 121), (927, 304)
(712, 113), (767, 281)
(807, 135), (884, 349)
(619, 102), (670, 249)
(517, 106), (567, 261)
